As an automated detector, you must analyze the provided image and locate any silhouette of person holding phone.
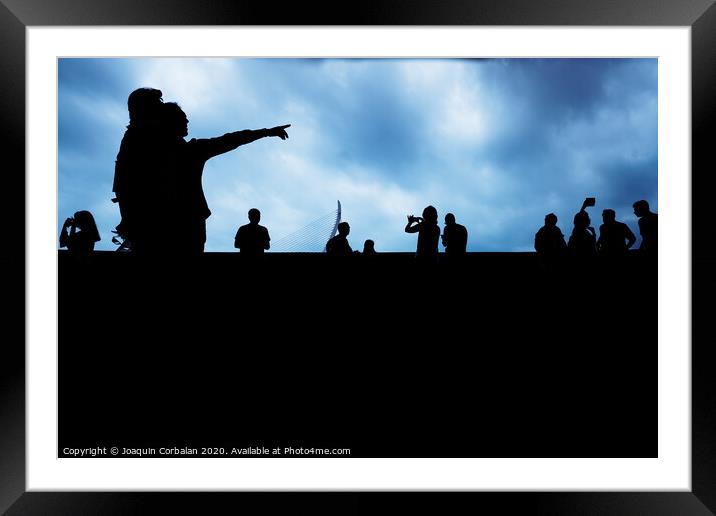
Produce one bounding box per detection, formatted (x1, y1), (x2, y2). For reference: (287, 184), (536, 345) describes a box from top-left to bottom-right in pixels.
(60, 210), (101, 257)
(568, 198), (597, 258)
(405, 205), (440, 264)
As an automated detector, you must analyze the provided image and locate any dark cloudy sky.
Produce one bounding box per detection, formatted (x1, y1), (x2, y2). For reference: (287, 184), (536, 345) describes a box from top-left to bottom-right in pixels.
(58, 58), (657, 252)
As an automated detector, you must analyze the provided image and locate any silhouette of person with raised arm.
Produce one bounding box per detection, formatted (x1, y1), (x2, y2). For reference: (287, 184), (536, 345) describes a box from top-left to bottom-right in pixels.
(112, 87), (164, 254)
(405, 205), (440, 264)
(597, 209), (636, 255)
(234, 208), (270, 256)
(161, 102), (290, 254)
(442, 212), (468, 262)
(326, 222), (353, 256)
(534, 213), (567, 258)
(633, 200), (657, 253)
(60, 210), (101, 257)
(362, 239), (377, 254)
(568, 199), (597, 259)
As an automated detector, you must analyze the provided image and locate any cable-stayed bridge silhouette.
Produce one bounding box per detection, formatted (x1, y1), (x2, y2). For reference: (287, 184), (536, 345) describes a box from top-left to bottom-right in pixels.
(270, 200), (341, 253)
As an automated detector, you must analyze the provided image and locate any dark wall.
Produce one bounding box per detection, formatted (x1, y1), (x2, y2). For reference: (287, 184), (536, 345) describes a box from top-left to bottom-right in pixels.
(58, 251), (656, 458)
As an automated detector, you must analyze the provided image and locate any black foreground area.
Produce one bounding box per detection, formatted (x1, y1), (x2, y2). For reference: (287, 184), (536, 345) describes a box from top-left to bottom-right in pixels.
(58, 251), (656, 458)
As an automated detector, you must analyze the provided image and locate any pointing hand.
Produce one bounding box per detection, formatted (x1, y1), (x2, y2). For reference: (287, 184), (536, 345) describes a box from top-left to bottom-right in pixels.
(269, 124), (291, 140)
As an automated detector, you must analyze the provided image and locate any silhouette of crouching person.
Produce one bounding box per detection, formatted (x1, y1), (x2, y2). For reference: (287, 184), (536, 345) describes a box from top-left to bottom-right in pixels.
(162, 102), (290, 255)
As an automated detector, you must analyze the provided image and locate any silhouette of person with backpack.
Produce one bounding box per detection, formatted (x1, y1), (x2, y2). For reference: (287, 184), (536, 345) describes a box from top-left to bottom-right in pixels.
(405, 205), (440, 264)
(161, 102), (290, 254)
(60, 210), (101, 257)
(597, 209), (636, 255)
(633, 200), (657, 254)
(234, 208), (271, 256)
(326, 222), (353, 256)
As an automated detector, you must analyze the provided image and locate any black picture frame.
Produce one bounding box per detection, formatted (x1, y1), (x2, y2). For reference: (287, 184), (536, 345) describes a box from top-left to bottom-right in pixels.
(3, 0), (714, 513)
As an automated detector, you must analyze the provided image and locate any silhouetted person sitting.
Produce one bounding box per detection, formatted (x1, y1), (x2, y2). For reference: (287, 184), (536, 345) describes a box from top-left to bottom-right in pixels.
(633, 200), (657, 253)
(234, 208), (270, 256)
(568, 209), (596, 258)
(534, 213), (567, 258)
(162, 102), (290, 254)
(441, 212), (468, 260)
(405, 205), (440, 264)
(362, 239), (377, 254)
(326, 222), (353, 256)
(60, 210), (101, 256)
(597, 209), (636, 255)
(112, 87), (165, 255)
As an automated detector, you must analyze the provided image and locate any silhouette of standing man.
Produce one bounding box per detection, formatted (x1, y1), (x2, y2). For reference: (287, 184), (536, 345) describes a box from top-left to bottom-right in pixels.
(112, 87), (165, 254)
(633, 200), (657, 253)
(162, 102), (290, 254)
(597, 209), (636, 255)
(535, 213), (567, 257)
(234, 208), (271, 256)
(326, 222), (353, 256)
(441, 212), (468, 260)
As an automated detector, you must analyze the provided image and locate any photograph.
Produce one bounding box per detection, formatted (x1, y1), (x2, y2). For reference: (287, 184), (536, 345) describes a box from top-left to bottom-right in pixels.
(57, 56), (658, 460)
(4, 0), (714, 512)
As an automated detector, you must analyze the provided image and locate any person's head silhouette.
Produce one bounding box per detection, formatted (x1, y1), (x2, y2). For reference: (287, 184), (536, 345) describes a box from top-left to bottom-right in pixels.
(73, 210), (101, 242)
(337, 222), (350, 237)
(248, 208), (261, 224)
(445, 213), (456, 225)
(162, 102), (189, 138)
(574, 210), (591, 229)
(422, 206), (438, 224)
(127, 87), (163, 125)
(61, 210), (101, 255)
(545, 213), (558, 226)
(633, 200), (650, 217)
(363, 239), (375, 253)
(602, 209), (616, 223)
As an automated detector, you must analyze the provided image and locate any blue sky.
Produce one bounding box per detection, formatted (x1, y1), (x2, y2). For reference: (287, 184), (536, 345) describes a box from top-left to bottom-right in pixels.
(58, 58), (657, 252)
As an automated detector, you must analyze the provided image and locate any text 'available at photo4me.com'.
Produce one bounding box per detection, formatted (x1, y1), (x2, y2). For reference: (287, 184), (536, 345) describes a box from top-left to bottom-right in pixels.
(61, 445), (352, 458)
